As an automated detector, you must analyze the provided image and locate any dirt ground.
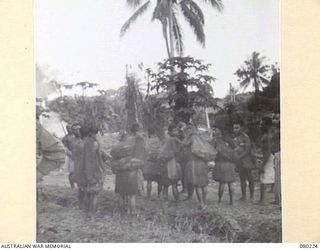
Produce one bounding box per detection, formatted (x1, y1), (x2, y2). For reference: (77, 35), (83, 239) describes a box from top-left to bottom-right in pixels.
(37, 134), (282, 243)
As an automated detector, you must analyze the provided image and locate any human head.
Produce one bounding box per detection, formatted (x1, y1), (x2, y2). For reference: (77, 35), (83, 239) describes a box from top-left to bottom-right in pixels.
(183, 124), (196, 137)
(212, 127), (222, 138)
(130, 123), (140, 135)
(148, 127), (156, 137)
(119, 130), (127, 142)
(90, 123), (99, 135)
(66, 124), (72, 134)
(272, 113), (280, 128)
(260, 116), (272, 132)
(177, 121), (186, 131)
(233, 120), (244, 135)
(168, 124), (178, 137)
(79, 122), (90, 138)
(72, 124), (81, 137)
(167, 124), (175, 133)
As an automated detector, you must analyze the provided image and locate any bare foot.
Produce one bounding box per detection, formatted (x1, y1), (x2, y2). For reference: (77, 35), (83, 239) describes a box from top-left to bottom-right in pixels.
(258, 200), (268, 206)
(270, 200), (280, 205)
(201, 204), (207, 210)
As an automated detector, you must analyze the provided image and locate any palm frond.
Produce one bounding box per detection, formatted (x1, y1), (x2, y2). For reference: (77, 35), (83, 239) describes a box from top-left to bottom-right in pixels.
(126, 0), (143, 8)
(239, 78), (251, 91)
(235, 67), (249, 79)
(254, 78), (264, 91)
(120, 1), (151, 37)
(258, 64), (269, 74)
(152, 0), (169, 21)
(183, 0), (205, 24)
(200, 0), (223, 11)
(180, 1), (205, 46)
(160, 18), (171, 57)
(63, 84), (73, 89)
(172, 14), (184, 56)
(76, 82), (89, 87)
(258, 74), (270, 85)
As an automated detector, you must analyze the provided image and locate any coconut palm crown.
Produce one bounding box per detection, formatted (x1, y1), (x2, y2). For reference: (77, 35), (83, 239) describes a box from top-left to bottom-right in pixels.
(235, 51), (270, 94)
(120, 0), (223, 58)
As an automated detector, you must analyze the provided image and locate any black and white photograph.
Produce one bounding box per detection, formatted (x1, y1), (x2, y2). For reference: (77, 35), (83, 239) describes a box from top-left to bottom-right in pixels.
(36, 0), (281, 243)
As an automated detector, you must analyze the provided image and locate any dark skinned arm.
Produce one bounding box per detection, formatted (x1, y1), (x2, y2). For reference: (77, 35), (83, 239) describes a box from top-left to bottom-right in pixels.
(236, 135), (251, 160)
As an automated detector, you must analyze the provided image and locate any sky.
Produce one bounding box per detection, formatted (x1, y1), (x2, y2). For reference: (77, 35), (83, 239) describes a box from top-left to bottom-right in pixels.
(35, 0), (279, 98)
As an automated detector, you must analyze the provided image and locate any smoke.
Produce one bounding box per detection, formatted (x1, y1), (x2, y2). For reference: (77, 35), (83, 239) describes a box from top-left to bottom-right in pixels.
(36, 64), (59, 99)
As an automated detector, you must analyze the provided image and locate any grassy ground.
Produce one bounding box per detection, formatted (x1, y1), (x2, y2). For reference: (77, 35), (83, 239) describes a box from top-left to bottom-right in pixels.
(37, 134), (281, 243)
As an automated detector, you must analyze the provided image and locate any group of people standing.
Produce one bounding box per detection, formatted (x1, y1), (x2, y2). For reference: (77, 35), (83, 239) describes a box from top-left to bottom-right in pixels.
(212, 116), (281, 206)
(62, 123), (108, 218)
(60, 114), (280, 218)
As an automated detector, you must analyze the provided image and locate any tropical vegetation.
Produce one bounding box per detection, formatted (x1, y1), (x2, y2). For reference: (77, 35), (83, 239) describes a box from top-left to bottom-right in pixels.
(121, 0), (223, 58)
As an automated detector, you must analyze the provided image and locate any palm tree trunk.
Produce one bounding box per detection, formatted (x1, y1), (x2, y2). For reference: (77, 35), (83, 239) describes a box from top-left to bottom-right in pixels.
(254, 77), (259, 95)
(126, 77), (139, 131)
(168, 0), (175, 58)
(162, 21), (171, 58)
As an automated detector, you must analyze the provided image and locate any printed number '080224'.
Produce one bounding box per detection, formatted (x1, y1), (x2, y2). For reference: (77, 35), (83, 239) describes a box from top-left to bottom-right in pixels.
(300, 244), (318, 248)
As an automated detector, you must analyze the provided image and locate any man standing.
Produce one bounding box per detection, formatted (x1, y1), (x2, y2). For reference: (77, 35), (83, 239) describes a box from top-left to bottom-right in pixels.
(259, 117), (275, 205)
(70, 124), (86, 210)
(233, 121), (255, 201)
(62, 124), (76, 188)
(271, 113), (281, 205)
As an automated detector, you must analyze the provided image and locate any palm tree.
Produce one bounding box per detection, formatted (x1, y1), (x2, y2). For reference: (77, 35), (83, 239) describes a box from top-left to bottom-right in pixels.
(235, 51), (270, 94)
(120, 0), (223, 58)
(76, 82), (99, 96)
(124, 74), (145, 131)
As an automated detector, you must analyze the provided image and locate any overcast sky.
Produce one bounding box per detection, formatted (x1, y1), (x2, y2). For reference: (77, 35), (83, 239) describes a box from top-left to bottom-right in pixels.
(36, 0), (279, 98)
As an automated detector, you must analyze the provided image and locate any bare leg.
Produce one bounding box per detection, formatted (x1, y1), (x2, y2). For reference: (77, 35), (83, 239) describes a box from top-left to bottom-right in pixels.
(275, 193), (280, 205)
(249, 180), (255, 200)
(69, 173), (75, 189)
(180, 165), (187, 193)
(124, 195), (129, 214)
(157, 182), (162, 198)
(91, 193), (98, 214)
(218, 182), (225, 204)
(271, 193), (280, 205)
(239, 168), (247, 200)
(172, 183), (179, 201)
(247, 169), (254, 200)
(84, 190), (90, 212)
(163, 186), (169, 201)
(88, 193), (98, 219)
(195, 186), (203, 208)
(202, 186), (207, 207)
(228, 182), (234, 205)
(259, 184), (267, 204)
(184, 184), (194, 201)
(129, 195), (136, 215)
(195, 186), (201, 203)
(147, 181), (152, 199)
(181, 179), (186, 193)
(268, 183), (275, 193)
(119, 194), (125, 212)
(86, 193), (93, 218)
(78, 189), (85, 210)
(126, 195), (131, 214)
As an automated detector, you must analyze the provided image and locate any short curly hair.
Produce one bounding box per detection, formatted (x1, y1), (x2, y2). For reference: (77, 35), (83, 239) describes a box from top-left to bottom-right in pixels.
(130, 123), (140, 133)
